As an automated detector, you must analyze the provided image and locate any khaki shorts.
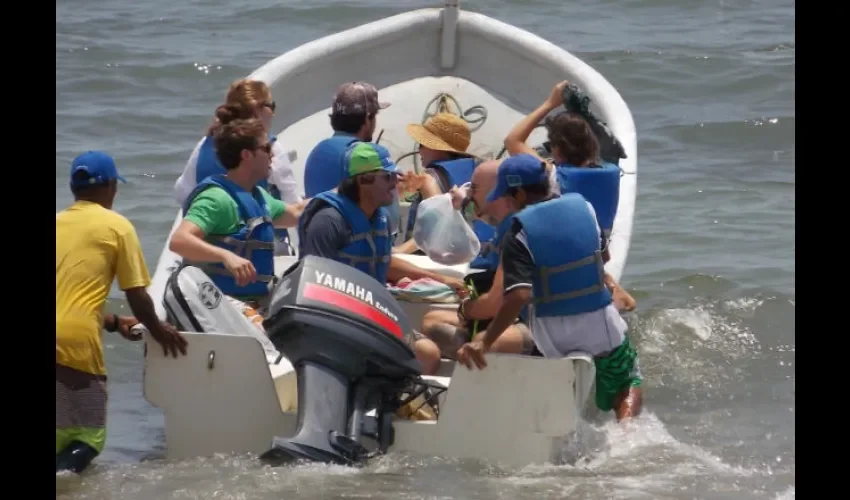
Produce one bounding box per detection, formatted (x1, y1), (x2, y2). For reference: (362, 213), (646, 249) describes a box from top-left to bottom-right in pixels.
(413, 321), (535, 359)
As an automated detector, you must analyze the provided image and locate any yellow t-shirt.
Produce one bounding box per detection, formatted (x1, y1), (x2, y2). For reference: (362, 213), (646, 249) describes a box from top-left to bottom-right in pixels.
(56, 201), (151, 376)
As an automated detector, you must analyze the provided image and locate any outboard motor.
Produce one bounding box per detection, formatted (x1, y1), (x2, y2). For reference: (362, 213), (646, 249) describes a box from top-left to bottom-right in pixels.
(259, 256), (422, 466)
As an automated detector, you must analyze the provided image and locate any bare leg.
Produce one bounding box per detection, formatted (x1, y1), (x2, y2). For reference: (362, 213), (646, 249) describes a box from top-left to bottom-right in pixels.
(423, 309), (533, 357)
(413, 338), (442, 375)
(421, 309), (459, 333)
(613, 386), (643, 422)
(472, 324), (532, 355)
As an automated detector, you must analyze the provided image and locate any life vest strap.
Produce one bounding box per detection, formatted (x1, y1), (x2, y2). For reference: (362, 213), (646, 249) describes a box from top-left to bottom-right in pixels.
(246, 214), (272, 229)
(338, 252), (391, 265)
(534, 251), (606, 305)
(533, 283), (605, 304)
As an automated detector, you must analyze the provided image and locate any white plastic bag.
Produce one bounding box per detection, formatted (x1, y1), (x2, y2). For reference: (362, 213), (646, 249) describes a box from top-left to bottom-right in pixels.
(412, 193), (480, 265)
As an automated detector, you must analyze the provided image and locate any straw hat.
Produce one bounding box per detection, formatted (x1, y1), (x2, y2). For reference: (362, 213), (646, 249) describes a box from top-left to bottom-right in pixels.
(406, 112), (471, 155)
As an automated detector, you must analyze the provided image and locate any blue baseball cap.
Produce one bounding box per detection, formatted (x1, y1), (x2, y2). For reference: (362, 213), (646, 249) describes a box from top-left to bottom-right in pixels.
(486, 153), (549, 202)
(69, 151), (127, 188)
(343, 142), (399, 178)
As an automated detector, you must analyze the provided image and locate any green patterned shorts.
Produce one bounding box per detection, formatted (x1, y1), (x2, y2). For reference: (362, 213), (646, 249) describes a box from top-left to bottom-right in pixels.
(593, 335), (643, 412)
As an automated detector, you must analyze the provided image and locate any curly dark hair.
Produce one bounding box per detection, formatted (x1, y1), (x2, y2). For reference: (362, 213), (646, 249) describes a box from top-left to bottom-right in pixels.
(544, 111), (600, 166)
(212, 118), (266, 170)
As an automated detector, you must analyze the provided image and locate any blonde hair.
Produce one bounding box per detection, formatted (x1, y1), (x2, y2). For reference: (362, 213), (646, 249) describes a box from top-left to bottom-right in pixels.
(206, 79), (272, 135)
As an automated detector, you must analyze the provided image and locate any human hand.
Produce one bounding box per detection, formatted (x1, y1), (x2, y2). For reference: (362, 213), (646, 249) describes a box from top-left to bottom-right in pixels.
(612, 286), (637, 313)
(149, 321), (188, 358)
(437, 275), (469, 299)
(546, 80), (570, 108)
(457, 339), (489, 370)
(448, 185), (469, 211)
(398, 172), (428, 193)
(117, 316), (142, 341)
(222, 253), (257, 287)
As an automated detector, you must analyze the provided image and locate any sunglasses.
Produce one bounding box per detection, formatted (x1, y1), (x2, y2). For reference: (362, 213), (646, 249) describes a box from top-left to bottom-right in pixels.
(255, 142), (273, 155)
(361, 171), (398, 184)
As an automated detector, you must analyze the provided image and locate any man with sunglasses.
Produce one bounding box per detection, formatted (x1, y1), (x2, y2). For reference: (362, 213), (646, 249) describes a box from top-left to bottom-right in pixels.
(456, 154), (643, 422)
(170, 118), (304, 320)
(298, 141), (467, 375)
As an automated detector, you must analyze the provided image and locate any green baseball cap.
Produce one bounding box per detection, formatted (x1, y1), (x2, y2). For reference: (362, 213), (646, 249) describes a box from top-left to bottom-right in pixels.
(343, 142), (399, 178)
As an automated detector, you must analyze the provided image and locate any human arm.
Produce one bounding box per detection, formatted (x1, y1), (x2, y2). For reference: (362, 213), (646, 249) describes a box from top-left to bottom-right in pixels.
(504, 80), (570, 158)
(460, 264), (505, 321)
(605, 273), (636, 312)
(169, 220), (233, 263)
(418, 172), (444, 201)
(393, 172), (445, 253)
(124, 288), (188, 357)
(265, 194), (306, 230)
(459, 287), (533, 370)
(461, 220), (532, 321)
(102, 314), (146, 341)
(387, 256), (468, 298)
(588, 202), (636, 312)
(173, 137), (205, 205)
(457, 226), (534, 369)
(114, 223), (188, 357)
(269, 141), (304, 204)
(168, 192), (258, 286)
(392, 238), (419, 254)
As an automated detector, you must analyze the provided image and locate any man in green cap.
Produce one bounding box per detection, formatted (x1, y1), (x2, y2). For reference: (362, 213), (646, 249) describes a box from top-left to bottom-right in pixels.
(298, 141), (466, 375)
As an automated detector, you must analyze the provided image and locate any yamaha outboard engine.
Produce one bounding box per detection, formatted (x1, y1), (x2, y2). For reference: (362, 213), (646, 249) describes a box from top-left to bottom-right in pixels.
(259, 256), (422, 466)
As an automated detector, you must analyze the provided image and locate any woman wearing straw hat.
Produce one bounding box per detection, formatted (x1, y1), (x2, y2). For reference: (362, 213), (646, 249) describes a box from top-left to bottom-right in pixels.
(395, 112), (497, 256)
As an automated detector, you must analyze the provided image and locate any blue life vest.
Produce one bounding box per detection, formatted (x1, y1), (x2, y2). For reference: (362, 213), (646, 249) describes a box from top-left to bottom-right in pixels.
(303, 133), (359, 197)
(196, 133), (290, 246)
(298, 191), (392, 284)
(404, 157), (495, 247)
(555, 162), (620, 238)
(469, 215), (514, 271)
(182, 175), (277, 299)
(514, 193), (612, 317)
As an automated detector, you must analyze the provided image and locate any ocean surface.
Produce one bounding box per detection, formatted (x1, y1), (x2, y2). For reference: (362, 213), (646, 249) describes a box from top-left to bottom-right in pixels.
(55, 0), (795, 498)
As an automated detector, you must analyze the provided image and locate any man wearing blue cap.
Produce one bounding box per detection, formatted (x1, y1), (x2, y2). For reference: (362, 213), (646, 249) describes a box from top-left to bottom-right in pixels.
(456, 153), (643, 422)
(298, 141), (467, 375)
(56, 151), (188, 475)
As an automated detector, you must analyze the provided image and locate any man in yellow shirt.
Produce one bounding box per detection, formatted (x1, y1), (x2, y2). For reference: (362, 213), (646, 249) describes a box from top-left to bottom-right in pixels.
(56, 151), (188, 475)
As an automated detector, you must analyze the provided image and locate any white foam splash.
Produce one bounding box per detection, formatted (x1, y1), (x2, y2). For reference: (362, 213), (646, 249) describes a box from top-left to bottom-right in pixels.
(664, 307), (713, 340)
(775, 485), (795, 499)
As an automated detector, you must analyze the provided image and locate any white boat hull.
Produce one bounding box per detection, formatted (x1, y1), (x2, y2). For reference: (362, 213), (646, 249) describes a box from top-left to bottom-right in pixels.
(144, 327), (596, 466)
(142, 1), (636, 468)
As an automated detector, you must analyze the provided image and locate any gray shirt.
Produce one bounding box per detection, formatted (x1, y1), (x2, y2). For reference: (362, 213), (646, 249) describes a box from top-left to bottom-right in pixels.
(300, 206), (351, 259)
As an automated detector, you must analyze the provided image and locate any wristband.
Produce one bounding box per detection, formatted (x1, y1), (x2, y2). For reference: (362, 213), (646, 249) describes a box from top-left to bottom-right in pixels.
(458, 297), (473, 322)
(105, 313), (119, 333)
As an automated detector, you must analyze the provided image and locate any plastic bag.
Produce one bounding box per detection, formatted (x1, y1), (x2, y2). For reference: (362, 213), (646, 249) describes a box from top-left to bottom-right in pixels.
(412, 193), (480, 265)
